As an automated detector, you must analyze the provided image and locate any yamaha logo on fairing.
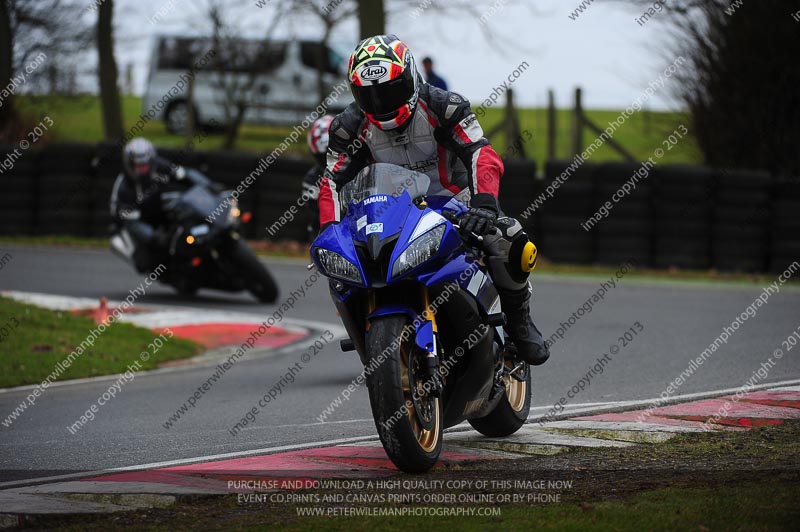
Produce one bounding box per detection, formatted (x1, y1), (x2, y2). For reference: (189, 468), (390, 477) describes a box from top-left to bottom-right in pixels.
(360, 65), (387, 81)
(364, 195), (388, 205)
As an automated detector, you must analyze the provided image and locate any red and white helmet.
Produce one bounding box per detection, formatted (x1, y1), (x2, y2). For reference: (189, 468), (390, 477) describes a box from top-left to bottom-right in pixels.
(348, 34), (420, 131)
(307, 115), (334, 166)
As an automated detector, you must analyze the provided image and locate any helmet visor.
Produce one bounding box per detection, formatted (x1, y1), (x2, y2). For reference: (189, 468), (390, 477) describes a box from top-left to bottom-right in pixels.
(352, 72), (415, 116)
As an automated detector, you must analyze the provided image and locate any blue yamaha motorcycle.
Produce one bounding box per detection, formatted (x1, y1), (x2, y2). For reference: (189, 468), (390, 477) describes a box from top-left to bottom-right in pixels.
(310, 163), (531, 473)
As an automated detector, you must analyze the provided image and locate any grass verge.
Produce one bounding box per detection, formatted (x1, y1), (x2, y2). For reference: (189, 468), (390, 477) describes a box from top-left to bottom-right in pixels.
(21, 420), (799, 531)
(0, 295), (202, 387)
(17, 95), (700, 165)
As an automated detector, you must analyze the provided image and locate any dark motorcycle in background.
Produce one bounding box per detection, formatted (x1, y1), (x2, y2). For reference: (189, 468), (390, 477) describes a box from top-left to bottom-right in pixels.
(110, 175), (278, 303)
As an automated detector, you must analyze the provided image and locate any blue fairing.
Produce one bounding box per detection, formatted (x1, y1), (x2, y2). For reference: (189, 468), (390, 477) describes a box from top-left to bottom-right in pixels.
(312, 189), (491, 286)
(310, 165), (498, 320)
(345, 193), (410, 245)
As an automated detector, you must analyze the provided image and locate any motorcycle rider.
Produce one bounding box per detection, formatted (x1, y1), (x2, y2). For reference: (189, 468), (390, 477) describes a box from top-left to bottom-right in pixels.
(318, 35), (549, 366)
(303, 115), (334, 241)
(110, 137), (216, 273)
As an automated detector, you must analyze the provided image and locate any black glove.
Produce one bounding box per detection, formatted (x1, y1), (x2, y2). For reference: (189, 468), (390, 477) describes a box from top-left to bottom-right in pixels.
(460, 192), (500, 237)
(459, 207), (497, 237)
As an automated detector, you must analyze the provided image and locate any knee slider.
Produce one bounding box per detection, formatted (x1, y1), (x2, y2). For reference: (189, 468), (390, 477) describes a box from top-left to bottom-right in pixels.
(520, 241), (538, 273)
(506, 232), (536, 283)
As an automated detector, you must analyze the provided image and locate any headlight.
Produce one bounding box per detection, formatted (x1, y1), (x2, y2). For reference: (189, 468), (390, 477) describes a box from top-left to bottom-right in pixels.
(226, 198), (240, 224)
(316, 248), (362, 284)
(391, 224), (445, 278)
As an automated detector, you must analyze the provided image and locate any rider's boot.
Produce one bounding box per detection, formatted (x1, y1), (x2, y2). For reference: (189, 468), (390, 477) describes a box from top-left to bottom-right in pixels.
(496, 284), (550, 366)
(482, 217), (550, 366)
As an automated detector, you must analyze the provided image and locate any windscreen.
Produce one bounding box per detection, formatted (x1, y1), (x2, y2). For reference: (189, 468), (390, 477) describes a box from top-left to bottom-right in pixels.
(174, 185), (224, 222)
(339, 163), (431, 212)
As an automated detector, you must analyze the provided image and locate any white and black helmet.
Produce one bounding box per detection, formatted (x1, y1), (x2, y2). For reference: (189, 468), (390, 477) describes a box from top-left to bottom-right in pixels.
(122, 138), (156, 182)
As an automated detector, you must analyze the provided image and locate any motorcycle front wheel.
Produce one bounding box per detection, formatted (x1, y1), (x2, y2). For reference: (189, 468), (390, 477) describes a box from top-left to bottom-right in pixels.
(365, 316), (442, 473)
(229, 239), (279, 303)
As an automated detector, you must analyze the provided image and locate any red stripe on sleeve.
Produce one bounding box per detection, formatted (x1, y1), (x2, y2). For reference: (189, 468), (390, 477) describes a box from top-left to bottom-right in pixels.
(454, 124), (471, 144)
(318, 177), (337, 226)
(475, 145), (503, 197)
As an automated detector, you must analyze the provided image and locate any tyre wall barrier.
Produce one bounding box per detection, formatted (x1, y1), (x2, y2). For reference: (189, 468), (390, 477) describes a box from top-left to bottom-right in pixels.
(0, 143), (797, 272)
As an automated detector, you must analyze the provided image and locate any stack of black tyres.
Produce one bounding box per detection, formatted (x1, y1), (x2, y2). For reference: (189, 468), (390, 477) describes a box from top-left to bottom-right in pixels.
(768, 177), (799, 273)
(0, 144), (38, 235)
(538, 160), (597, 264)
(256, 157), (311, 242)
(592, 162), (652, 266)
(91, 141), (126, 238)
(203, 151), (264, 239)
(653, 165), (714, 270)
(37, 143), (97, 236)
(498, 159), (541, 240)
(712, 169), (772, 272)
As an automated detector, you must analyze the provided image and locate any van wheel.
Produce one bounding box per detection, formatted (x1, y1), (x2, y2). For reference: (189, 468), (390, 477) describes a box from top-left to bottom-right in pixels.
(165, 100), (197, 134)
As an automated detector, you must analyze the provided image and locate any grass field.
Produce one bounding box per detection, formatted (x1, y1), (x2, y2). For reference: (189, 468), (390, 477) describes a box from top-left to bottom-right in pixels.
(17, 95), (702, 165)
(0, 295), (202, 387)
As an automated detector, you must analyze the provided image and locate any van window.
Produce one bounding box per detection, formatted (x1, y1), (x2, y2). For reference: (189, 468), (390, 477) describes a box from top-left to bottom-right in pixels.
(300, 42), (343, 75)
(219, 40), (288, 74)
(157, 37), (286, 74)
(157, 38), (211, 70)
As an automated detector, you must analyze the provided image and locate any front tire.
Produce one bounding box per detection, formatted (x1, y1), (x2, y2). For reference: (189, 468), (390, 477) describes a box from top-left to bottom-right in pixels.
(468, 359), (531, 437)
(230, 239), (279, 303)
(365, 316), (442, 473)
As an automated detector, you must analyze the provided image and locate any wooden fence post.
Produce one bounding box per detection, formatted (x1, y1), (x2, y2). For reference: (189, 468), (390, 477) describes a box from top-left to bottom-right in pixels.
(547, 89), (556, 161)
(572, 87), (583, 158)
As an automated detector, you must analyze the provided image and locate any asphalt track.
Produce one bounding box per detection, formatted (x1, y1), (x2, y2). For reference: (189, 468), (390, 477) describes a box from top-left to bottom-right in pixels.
(0, 245), (798, 483)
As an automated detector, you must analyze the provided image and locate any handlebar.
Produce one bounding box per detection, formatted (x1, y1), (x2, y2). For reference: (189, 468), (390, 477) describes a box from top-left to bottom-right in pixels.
(452, 223), (484, 244)
(441, 210), (484, 245)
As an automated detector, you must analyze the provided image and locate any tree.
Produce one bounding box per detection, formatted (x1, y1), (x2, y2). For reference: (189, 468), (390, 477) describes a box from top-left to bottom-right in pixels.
(358, 0), (385, 38)
(201, 0), (287, 149)
(0, 0), (13, 131)
(628, 0), (800, 175)
(97, 0), (124, 141)
(284, 0), (358, 101)
(0, 0), (89, 140)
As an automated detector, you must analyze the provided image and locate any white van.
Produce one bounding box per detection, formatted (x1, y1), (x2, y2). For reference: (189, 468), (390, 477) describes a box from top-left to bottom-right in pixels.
(143, 35), (352, 133)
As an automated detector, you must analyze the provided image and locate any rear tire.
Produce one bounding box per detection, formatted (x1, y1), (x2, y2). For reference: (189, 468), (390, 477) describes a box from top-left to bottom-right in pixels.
(172, 278), (198, 297)
(230, 239), (279, 303)
(366, 316), (442, 473)
(468, 359), (531, 437)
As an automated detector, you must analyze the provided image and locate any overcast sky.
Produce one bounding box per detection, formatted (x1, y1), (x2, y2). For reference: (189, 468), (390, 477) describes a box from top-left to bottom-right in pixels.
(112, 0), (686, 111)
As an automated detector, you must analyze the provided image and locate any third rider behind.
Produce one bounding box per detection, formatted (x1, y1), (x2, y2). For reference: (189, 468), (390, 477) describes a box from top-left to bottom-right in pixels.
(303, 115), (334, 241)
(110, 137), (219, 273)
(318, 35), (549, 366)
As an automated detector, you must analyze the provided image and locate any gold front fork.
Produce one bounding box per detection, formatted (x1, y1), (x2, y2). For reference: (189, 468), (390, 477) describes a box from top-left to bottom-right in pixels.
(422, 286), (438, 333)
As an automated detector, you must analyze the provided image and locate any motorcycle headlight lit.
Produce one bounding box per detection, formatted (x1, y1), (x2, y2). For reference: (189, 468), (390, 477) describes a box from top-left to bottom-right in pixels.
(316, 248), (362, 284)
(391, 224), (445, 278)
(226, 198), (240, 224)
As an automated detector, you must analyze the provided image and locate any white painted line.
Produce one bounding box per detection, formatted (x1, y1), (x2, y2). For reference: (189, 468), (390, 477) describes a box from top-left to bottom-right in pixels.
(771, 385), (800, 393)
(0, 434), (381, 490)
(523, 378), (800, 424)
(3, 381), (798, 490)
